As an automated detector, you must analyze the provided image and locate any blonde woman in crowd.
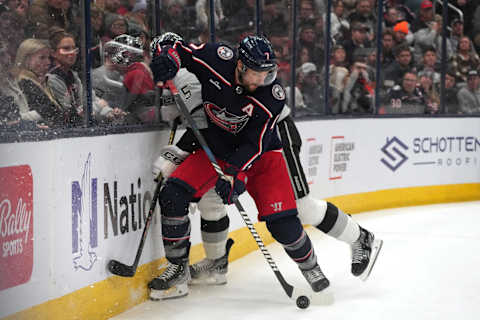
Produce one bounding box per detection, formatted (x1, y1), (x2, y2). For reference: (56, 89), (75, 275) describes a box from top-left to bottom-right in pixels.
(15, 38), (77, 128)
(0, 41), (44, 127)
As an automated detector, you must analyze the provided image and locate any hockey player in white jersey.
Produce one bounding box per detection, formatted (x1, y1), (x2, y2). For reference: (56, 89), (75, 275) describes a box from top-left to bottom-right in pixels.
(150, 32), (383, 300)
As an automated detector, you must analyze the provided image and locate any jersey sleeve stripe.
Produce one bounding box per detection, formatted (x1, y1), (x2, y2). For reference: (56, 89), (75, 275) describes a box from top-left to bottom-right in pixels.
(270, 114), (280, 130)
(246, 96), (273, 118)
(191, 56), (232, 87)
(241, 120), (269, 171)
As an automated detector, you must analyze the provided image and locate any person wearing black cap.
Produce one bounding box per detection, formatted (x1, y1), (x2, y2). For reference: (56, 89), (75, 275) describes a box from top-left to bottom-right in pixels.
(457, 69), (480, 114)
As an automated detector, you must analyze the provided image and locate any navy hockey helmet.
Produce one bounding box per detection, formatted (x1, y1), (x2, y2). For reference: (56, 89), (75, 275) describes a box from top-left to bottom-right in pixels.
(150, 32), (184, 57)
(238, 35), (278, 85)
(105, 34), (144, 65)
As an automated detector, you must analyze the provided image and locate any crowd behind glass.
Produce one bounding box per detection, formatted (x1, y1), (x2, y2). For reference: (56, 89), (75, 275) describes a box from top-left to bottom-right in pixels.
(1, 0), (480, 133)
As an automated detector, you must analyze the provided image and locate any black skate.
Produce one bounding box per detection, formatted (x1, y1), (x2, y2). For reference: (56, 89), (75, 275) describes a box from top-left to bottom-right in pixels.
(189, 238), (234, 285)
(148, 261), (190, 300)
(301, 264), (330, 292)
(351, 227), (383, 281)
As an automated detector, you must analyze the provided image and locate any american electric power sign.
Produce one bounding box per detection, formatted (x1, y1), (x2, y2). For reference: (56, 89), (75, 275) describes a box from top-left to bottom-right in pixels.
(381, 136), (480, 172)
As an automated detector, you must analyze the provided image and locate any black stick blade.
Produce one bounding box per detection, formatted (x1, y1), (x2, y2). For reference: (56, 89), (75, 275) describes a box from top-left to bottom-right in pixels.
(108, 259), (136, 277)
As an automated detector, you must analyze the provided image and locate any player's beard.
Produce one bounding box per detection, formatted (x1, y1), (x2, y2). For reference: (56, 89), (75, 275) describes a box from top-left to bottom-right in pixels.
(238, 70), (258, 93)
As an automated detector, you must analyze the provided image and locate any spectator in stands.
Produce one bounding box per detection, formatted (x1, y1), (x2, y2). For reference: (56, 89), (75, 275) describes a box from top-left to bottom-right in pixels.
(28, 0), (74, 39)
(90, 5), (106, 68)
(102, 14), (128, 44)
(0, 41), (43, 129)
(417, 70), (439, 114)
(161, 0), (196, 41)
(299, 0), (318, 25)
(103, 0), (123, 14)
(381, 70), (428, 114)
(324, 44), (349, 96)
(457, 69), (480, 114)
(383, 44), (414, 90)
(393, 20), (413, 45)
(270, 28), (291, 64)
(47, 27), (124, 125)
(347, 0), (376, 41)
(296, 62), (324, 114)
(410, 0), (434, 33)
(413, 14), (453, 63)
(450, 36), (480, 86)
(450, 19), (465, 55)
(298, 20), (324, 68)
(46, 27), (83, 127)
(15, 38), (78, 127)
(382, 29), (396, 67)
(327, 0), (350, 44)
(0, 10), (26, 63)
(417, 46), (440, 84)
(341, 57), (374, 113)
(443, 68), (461, 114)
(342, 21), (372, 67)
(392, 21), (409, 47)
(263, 0), (289, 37)
(384, 6), (401, 28)
(127, 0), (150, 32)
(195, 0), (225, 32)
(117, 0), (137, 15)
(452, 0), (478, 40)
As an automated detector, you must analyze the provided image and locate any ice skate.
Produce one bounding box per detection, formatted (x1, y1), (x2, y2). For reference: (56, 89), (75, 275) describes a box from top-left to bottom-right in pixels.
(189, 238), (234, 285)
(149, 261), (190, 300)
(351, 227), (383, 281)
(301, 263), (330, 292)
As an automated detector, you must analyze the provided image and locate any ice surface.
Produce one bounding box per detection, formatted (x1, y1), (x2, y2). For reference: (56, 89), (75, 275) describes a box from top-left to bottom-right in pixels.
(111, 201), (480, 320)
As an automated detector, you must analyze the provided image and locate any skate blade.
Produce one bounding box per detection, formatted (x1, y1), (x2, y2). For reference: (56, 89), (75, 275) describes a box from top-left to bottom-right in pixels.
(360, 238), (384, 281)
(149, 283), (189, 300)
(189, 273), (227, 286)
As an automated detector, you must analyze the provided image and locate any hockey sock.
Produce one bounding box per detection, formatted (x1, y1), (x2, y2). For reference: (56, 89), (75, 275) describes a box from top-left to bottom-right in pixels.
(159, 180), (194, 264)
(316, 202), (360, 245)
(266, 215), (317, 270)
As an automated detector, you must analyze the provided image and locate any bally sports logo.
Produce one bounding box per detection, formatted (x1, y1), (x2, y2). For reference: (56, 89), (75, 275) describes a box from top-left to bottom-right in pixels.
(0, 165), (34, 291)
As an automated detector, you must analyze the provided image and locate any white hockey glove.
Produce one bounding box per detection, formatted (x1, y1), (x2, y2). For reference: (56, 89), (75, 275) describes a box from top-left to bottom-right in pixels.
(152, 145), (190, 180)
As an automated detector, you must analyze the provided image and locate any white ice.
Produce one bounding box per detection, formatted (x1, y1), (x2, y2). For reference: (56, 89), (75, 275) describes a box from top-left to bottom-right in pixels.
(111, 201), (480, 320)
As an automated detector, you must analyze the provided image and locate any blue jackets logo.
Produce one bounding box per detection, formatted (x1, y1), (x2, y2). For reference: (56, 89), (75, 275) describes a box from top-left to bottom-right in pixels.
(381, 137), (408, 171)
(72, 153), (98, 271)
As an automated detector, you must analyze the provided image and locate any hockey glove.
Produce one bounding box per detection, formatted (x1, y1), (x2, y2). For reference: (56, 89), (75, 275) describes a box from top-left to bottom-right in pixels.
(150, 45), (181, 83)
(152, 145), (190, 181)
(215, 166), (247, 205)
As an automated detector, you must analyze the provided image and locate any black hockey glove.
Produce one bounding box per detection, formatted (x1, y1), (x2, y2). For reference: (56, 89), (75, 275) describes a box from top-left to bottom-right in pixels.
(150, 45), (181, 83)
(215, 166), (247, 205)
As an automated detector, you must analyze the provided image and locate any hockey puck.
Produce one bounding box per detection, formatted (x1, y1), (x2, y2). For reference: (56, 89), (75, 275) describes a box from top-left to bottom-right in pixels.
(296, 295), (310, 309)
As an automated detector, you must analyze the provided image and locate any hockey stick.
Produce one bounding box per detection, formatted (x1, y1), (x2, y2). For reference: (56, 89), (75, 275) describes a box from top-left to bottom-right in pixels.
(107, 118), (180, 277)
(166, 80), (309, 304)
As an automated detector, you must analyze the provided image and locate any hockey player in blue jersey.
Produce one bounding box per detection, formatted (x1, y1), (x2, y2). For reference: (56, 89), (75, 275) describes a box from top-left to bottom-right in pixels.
(148, 34), (332, 300)
(148, 34), (382, 300)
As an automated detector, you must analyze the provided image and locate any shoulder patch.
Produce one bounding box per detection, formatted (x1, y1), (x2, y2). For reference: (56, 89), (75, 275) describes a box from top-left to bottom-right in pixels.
(272, 84), (286, 100)
(217, 46), (234, 60)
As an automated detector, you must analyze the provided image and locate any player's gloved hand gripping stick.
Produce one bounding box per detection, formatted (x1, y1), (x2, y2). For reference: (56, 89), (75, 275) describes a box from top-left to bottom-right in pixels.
(107, 118), (180, 277)
(166, 80), (311, 307)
